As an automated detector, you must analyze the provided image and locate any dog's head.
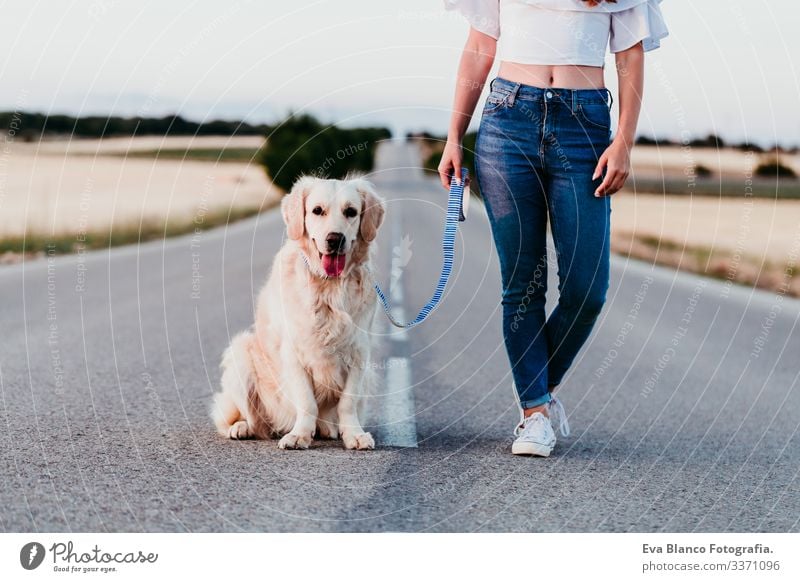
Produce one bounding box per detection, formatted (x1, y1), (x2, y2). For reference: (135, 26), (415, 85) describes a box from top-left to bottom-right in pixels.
(281, 176), (385, 278)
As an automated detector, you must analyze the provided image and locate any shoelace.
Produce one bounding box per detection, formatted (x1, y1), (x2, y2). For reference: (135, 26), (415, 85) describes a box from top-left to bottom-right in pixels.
(548, 396), (571, 438)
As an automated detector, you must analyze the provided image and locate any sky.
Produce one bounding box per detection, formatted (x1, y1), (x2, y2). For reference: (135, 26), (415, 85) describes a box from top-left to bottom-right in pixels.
(1, 0), (798, 146)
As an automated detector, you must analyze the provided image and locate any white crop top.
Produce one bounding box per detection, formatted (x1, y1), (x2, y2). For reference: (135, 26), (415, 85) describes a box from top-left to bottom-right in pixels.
(444, 0), (669, 67)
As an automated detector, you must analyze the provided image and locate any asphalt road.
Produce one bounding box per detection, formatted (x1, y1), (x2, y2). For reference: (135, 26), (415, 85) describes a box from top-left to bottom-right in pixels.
(1, 142), (799, 532)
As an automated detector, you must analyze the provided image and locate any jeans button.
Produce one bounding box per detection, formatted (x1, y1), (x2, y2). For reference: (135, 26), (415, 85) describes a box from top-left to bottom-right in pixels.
(546, 91), (553, 99)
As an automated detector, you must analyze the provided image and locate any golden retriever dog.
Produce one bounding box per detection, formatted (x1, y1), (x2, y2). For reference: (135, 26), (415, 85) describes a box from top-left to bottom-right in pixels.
(211, 176), (385, 450)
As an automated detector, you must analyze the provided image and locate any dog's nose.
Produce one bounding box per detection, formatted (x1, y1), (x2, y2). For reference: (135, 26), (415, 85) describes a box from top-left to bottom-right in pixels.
(326, 232), (346, 253)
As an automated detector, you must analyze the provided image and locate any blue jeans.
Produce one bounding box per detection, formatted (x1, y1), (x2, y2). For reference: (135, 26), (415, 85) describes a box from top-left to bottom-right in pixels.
(475, 77), (613, 410)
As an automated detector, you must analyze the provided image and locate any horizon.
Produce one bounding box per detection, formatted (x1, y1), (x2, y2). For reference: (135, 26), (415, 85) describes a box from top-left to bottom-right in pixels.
(2, 109), (797, 151)
(1, 1), (798, 148)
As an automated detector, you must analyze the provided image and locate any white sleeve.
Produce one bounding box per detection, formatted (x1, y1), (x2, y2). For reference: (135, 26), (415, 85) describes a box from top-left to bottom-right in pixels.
(444, 0), (501, 40)
(609, 0), (669, 53)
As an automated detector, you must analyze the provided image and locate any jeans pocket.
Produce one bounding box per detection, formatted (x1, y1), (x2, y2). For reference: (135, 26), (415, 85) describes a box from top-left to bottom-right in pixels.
(577, 102), (611, 130)
(483, 91), (509, 114)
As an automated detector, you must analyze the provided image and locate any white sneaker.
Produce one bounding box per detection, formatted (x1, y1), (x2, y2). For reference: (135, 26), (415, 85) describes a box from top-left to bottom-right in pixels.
(547, 396), (571, 438)
(511, 412), (557, 457)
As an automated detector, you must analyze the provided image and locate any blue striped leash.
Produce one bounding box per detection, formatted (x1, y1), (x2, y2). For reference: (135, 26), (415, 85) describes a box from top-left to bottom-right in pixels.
(373, 168), (469, 329)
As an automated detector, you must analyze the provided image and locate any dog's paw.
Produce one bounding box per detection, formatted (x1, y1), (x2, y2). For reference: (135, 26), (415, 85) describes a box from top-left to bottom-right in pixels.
(342, 431), (375, 451)
(278, 432), (313, 450)
(227, 421), (253, 440)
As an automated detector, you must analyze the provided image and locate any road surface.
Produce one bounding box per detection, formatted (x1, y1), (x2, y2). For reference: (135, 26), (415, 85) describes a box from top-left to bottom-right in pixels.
(1, 142), (798, 532)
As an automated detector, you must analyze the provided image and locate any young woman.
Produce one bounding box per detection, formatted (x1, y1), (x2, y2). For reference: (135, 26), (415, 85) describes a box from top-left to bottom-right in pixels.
(439, 0), (668, 456)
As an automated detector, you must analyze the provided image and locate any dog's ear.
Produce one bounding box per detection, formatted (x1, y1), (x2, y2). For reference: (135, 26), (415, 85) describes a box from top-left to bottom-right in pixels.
(282, 177), (311, 240)
(356, 180), (385, 243)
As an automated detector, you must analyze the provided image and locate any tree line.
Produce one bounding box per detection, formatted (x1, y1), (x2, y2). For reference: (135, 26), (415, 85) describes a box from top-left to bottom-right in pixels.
(0, 111), (270, 140)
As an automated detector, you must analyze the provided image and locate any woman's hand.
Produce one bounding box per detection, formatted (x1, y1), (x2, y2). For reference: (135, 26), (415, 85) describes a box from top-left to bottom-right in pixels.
(593, 137), (631, 197)
(596, 41), (643, 198)
(438, 139), (465, 189)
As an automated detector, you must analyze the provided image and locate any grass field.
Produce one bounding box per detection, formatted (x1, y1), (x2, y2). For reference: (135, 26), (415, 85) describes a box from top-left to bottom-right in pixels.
(630, 176), (800, 199)
(0, 206), (262, 257)
(613, 230), (799, 298)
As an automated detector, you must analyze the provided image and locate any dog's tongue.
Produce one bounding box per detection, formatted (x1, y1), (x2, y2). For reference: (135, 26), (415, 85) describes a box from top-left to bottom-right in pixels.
(322, 253), (346, 277)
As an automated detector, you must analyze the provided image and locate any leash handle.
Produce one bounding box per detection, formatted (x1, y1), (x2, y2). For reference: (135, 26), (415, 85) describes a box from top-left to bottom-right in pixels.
(459, 170), (469, 222)
(373, 168), (468, 329)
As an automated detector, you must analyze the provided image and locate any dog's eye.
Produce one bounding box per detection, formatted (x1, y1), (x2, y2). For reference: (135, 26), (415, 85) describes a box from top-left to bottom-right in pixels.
(312, 206), (324, 216)
(343, 207), (358, 219)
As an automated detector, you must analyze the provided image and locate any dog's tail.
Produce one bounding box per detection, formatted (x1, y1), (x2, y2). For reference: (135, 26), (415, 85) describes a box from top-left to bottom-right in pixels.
(211, 331), (257, 436)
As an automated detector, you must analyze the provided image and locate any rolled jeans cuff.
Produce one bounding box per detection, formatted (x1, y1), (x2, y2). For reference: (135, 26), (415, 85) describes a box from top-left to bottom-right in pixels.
(519, 392), (552, 410)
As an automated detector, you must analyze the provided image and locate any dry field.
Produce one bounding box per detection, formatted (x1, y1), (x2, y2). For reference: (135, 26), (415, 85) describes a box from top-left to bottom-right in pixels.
(1, 137), (798, 296)
(0, 136), (278, 244)
(614, 146), (800, 296)
(611, 194), (800, 296)
(631, 144), (800, 177)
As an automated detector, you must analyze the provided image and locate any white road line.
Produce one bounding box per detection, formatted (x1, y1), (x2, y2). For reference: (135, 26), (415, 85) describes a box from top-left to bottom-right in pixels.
(370, 193), (417, 447)
(380, 358), (418, 448)
(387, 200), (409, 342)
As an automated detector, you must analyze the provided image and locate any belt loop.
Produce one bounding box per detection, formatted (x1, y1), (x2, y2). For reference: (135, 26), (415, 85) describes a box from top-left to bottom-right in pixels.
(607, 89), (614, 110)
(572, 91), (578, 114)
(507, 82), (521, 107)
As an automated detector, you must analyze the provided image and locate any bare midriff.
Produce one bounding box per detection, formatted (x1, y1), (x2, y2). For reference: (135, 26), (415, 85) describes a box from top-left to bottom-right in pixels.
(497, 62), (606, 90)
